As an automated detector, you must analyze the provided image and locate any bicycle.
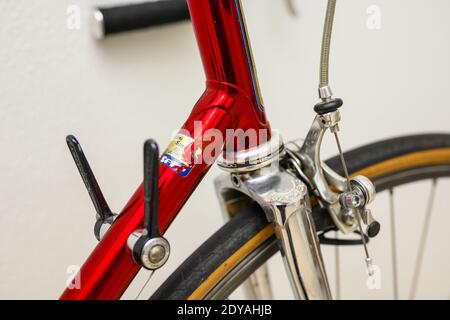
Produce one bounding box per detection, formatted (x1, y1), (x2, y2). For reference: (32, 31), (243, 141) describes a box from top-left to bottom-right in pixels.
(61, 0), (450, 300)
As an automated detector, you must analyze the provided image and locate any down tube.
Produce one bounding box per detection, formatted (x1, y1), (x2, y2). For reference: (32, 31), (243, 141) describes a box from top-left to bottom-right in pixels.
(60, 0), (270, 299)
(60, 106), (232, 299)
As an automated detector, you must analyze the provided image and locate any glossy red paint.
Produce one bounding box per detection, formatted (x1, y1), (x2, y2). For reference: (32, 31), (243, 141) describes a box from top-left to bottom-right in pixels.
(60, 0), (271, 300)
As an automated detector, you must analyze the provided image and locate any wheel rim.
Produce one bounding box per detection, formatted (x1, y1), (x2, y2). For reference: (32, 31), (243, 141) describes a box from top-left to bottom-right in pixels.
(198, 164), (450, 300)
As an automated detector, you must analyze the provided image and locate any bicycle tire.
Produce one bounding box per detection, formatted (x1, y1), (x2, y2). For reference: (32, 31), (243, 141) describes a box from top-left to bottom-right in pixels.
(151, 133), (450, 300)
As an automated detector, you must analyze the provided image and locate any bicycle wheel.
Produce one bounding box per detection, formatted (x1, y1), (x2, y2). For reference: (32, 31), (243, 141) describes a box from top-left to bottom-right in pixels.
(151, 133), (450, 300)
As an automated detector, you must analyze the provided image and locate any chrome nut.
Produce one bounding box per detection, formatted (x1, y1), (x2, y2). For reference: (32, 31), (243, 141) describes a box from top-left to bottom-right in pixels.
(350, 175), (376, 205)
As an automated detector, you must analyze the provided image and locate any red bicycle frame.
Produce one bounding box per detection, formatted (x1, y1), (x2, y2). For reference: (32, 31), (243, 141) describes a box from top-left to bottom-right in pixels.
(61, 0), (271, 299)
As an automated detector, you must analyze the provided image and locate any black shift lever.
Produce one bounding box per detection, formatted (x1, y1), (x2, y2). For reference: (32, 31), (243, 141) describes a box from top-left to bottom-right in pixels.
(143, 139), (160, 239)
(127, 139), (170, 270)
(66, 135), (116, 240)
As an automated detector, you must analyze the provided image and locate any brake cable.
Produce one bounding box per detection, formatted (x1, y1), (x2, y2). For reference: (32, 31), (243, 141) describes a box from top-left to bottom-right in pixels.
(316, 0), (375, 276)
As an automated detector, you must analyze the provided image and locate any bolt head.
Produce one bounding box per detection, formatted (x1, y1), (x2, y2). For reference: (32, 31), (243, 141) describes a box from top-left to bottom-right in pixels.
(340, 191), (363, 209)
(139, 236), (170, 270)
(149, 244), (166, 263)
(351, 175), (376, 204)
(342, 209), (356, 226)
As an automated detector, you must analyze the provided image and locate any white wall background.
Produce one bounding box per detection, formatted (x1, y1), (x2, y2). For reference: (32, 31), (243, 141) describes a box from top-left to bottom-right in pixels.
(0, 0), (449, 299)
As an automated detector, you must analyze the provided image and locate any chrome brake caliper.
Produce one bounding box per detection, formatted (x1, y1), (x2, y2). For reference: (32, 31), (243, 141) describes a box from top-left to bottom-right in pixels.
(285, 98), (380, 275)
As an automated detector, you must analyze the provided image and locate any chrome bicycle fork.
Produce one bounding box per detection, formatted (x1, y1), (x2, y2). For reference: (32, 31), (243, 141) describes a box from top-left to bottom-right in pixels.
(214, 132), (332, 299)
(214, 120), (379, 299)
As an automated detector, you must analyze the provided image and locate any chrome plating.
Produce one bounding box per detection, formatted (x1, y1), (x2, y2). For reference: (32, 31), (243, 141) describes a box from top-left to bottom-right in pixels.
(215, 135), (332, 299)
(318, 85), (333, 101)
(127, 231), (170, 270)
(91, 9), (105, 39)
(217, 131), (284, 173)
(96, 214), (117, 241)
(351, 175), (376, 205)
(294, 112), (358, 233)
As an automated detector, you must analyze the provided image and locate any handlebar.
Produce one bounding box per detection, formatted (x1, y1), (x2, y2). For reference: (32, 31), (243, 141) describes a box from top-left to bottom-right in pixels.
(92, 0), (190, 39)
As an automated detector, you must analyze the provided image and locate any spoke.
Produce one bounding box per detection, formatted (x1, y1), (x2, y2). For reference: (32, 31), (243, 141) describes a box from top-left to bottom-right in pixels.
(334, 231), (341, 300)
(409, 179), (438, 300)
(243, 264), (273, 299)
(389, 188), (399, 300)
(135, 270), (155, 300)
(284, 0), (298, 16)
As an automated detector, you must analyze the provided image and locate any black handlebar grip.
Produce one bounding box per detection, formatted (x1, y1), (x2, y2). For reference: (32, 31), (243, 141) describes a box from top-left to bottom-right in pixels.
(92, 0), (190, 39)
